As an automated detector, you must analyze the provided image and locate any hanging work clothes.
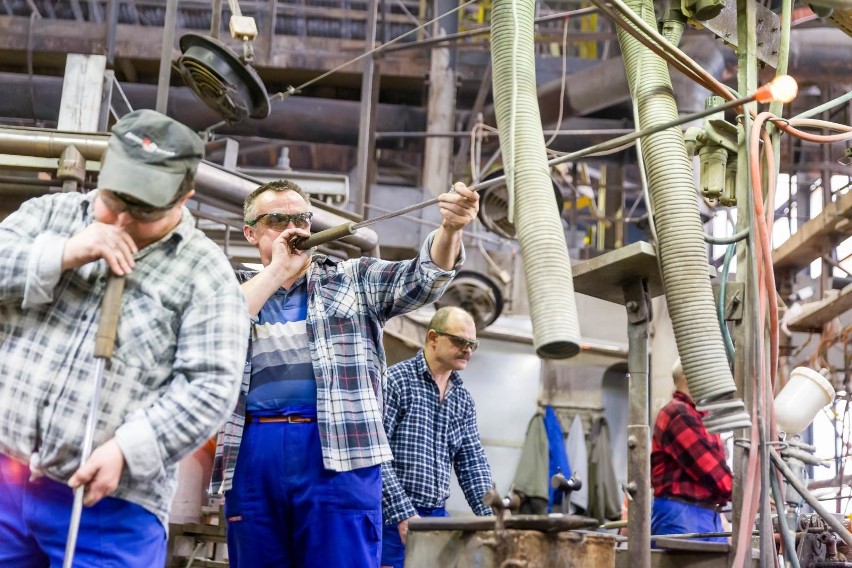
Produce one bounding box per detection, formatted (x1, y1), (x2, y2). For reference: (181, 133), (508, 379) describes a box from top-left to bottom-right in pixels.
(543, 406), (571, 512)
(566, 414), (589, 514)
(512, 410), (549, 514)
(587, 416), (622, 523)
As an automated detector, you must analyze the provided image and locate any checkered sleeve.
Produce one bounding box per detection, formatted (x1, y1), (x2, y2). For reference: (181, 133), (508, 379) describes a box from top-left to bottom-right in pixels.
(0, 193), (69, 307)
(361, 230), (464, 323)
(381, 372), (418, 524)
(662, 408), (732, 500)
(382, 461), (418, 525)
(453, 396), (493, 516)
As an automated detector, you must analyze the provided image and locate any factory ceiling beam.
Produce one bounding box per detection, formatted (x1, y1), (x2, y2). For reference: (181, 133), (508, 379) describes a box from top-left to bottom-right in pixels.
(0, 15), (433, 81)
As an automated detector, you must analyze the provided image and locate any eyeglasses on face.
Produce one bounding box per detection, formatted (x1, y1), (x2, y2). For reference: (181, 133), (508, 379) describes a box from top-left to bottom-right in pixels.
(246, 211), (313, 230)
(432, 329), (479, 352)
(99, 190), (175, 222)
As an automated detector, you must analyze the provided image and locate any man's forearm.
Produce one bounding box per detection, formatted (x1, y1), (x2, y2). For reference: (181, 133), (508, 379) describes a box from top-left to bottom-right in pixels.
(429, 226), (463, 271)
(381, 462), (418, 524)
(241, 267), (287, 315)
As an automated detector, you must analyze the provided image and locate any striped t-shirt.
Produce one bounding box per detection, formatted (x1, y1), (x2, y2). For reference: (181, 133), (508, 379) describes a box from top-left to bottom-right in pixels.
(247, 279), (317, 411)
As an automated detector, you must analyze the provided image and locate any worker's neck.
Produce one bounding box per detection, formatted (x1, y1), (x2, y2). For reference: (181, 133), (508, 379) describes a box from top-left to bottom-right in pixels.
(424, 353), (452, 388)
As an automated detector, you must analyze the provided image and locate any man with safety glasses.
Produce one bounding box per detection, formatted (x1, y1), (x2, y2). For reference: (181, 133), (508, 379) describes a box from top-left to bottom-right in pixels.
(380, 306), (493, 568)
(0, 109), (249, 567)
(213, 178), (479, 567)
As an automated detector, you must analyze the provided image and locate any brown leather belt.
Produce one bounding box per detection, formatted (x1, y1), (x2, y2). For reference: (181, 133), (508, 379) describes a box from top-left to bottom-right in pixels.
(248, 414), (315, 424)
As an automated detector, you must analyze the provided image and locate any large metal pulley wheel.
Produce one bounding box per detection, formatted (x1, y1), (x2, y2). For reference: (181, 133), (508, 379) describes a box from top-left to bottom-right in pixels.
(434, 271), (504, 330)
(477, 168), (565, 239)
(178, 32), (270, 124)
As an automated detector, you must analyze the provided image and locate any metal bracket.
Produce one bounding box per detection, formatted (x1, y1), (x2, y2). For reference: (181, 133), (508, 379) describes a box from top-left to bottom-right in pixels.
(697, 0), (780, 67)
(713, 282), (744, 321)
(624, 278), (652, 325)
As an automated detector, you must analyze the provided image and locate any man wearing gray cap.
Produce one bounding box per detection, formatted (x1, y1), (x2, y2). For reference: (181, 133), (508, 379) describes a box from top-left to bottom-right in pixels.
(0, 109), (249, 567)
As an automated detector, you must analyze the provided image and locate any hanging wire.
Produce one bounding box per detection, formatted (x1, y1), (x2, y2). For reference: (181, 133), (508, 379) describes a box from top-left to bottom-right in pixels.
(543, 17), (571, 148)
(269, 0), (480, 100)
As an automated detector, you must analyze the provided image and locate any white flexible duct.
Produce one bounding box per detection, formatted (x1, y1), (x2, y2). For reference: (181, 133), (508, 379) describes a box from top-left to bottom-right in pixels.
(490, 0), (581, 359)
(615, 0), (738, 403)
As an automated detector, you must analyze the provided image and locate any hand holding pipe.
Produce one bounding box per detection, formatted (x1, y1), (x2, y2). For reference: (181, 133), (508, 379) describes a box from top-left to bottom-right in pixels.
(63, 275), (125, 568)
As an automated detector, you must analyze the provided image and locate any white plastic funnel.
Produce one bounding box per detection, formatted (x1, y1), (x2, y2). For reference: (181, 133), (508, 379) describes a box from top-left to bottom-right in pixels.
(774, 367), (836, 435)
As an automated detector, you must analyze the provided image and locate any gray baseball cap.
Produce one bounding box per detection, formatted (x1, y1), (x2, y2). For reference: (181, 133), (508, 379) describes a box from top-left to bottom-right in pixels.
(97, 109), (205, 207)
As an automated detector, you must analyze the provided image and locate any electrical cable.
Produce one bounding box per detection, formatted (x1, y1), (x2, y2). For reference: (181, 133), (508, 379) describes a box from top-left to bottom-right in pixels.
(705, 228), (750, 245)
(269, 0), (480, 98)
(629, 61), (657, 244)
(719, 243), (736, 364)
(543, 17), (570, 148)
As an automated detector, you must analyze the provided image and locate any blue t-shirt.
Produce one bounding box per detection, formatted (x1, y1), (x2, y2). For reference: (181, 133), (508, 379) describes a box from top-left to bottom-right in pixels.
(247, 279), (317, 411)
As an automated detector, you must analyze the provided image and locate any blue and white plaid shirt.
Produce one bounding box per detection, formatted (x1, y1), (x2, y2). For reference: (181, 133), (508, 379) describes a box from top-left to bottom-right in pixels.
(0, 191), (249, 527)
(211, 231), (463, 492)
(381, 351), (493, 525)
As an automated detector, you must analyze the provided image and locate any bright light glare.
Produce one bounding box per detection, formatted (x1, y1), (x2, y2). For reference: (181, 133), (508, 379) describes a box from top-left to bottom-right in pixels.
(754, 75), (799, 103)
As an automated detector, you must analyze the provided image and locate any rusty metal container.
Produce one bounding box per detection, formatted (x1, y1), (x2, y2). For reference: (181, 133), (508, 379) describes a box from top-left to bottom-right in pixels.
(406, 516), (617, 568)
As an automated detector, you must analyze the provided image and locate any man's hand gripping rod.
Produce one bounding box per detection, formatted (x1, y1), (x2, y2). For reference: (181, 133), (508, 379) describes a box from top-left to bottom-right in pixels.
(63, 275), (125, 568)
(289, 179), (499, 250)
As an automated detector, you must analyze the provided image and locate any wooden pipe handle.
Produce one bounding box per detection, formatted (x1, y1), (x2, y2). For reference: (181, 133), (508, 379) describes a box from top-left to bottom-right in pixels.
(94, 275), (126, 359)
(291, 222), (358, 250)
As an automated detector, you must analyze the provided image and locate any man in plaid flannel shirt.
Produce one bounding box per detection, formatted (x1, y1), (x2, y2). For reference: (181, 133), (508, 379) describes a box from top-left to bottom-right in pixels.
(380, 306), (493, 568)
(650, 357), (733, 543)
(0, 110), (249, 567)
(212, 179), (479, 567)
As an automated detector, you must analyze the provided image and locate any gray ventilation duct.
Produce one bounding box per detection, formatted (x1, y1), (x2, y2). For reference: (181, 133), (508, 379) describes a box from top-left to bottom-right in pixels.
(615, 0), (746, 425)
(489, 0), (581, 359)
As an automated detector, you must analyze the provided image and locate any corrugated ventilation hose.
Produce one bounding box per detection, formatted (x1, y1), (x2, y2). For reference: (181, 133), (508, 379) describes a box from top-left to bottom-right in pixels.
(490, 0), (581, 359)
(616, 0), (748, 428)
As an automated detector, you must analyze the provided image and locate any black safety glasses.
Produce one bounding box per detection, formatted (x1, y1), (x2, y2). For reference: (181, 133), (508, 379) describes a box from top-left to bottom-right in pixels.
(246, 211), (314, 231)
(99, 190), (177, 222)
(432, 329), (479, 352)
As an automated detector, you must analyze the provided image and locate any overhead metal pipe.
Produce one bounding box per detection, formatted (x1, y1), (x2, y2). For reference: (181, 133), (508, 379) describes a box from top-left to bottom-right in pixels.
(0, 126), (379, 252)
(0, 73), (425, 149)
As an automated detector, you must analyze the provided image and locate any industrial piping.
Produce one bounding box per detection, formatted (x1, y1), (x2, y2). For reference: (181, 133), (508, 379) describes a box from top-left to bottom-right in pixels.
(489, 0), (582, 359)
(0, 126), (380, 254)
(615, 2), (741, 405)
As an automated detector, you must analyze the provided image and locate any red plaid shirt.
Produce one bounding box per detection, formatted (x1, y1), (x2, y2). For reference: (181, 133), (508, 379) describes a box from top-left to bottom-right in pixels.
(651, 391), (732, 506)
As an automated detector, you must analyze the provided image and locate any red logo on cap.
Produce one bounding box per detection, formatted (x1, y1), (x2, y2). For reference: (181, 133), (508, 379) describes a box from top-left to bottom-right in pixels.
(142, 137), (158, 153)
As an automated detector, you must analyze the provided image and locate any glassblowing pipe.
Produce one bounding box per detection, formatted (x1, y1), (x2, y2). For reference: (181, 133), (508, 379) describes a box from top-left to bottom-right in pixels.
(293, 75), (797, 250)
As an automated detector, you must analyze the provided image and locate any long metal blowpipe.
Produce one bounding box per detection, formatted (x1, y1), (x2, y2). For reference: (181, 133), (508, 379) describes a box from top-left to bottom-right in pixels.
(63, 275), (126, 568)
(292, 75), (797, 250)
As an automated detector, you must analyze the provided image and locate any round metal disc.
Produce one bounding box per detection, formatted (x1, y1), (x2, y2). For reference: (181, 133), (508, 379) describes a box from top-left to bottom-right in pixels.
(434, 270), (504, 330)
(178, 32), (270, 124)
